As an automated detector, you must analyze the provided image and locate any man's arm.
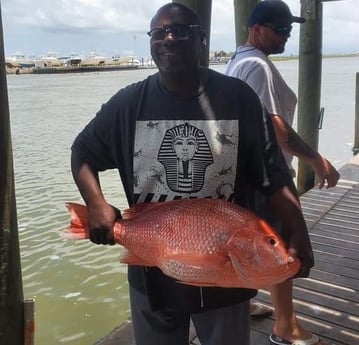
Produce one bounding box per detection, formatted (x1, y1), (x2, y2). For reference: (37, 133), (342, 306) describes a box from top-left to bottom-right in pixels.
(233, 59), (340, 188)
(271, 114), (340, 188)
(267, 184), (314, 278)
(71, 151), (119, 245)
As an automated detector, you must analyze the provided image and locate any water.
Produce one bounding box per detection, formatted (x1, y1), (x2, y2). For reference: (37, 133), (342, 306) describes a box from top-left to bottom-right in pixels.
(6, 56), (358, 344)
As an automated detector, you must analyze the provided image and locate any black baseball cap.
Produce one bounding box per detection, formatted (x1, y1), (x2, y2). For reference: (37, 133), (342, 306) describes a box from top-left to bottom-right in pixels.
(248, 0), (305, 27)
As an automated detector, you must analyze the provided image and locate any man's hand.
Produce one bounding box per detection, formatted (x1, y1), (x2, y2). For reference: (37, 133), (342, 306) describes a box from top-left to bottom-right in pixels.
(268, 185), (314, 278)
(87, 202), (121, 245)
(312, 156), (340, 189)
(287, 230), (314, 278)
(270, 115), (340, 189)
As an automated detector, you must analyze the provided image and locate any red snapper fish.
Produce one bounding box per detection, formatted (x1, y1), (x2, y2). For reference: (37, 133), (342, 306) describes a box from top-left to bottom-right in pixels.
(63, 198), (301, 289)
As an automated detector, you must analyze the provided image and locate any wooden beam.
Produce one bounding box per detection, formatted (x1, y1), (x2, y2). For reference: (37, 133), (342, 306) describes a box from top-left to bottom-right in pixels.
(297, 0), (323, 195)
(354, 73), (359, 155)
(172, 0), (212, 67)
(233, 0), (259, 47)
(0, 2), (24, 344)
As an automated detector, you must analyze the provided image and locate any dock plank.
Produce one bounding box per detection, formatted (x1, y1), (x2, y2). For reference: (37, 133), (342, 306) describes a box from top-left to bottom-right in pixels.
(95, 162), (359, 345)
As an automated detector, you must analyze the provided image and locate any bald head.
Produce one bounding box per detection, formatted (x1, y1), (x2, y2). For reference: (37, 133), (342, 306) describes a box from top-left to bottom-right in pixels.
(150, 2), (201, 28)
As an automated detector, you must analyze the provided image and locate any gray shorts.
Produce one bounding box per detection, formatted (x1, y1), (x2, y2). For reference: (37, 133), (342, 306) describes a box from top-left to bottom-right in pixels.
(130, 285), (250, 345)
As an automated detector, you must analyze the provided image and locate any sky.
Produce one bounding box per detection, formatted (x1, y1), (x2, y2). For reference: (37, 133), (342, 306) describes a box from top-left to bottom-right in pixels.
(1, 0), (358, 59)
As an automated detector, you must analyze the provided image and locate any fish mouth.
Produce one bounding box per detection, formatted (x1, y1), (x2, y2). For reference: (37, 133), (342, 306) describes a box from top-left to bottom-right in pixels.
(288, 257), (301, 271)
(271, 258), (301, 279)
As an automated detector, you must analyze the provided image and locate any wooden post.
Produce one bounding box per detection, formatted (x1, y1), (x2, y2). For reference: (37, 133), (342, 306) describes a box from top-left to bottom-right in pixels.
(296, 0), (323, 195)
(172, 0), (212, 67)
(24, 299), (35, 345)
(353, 72), (359, 155)
(0, 3), (24, 345)
(233, 0), (259, 47)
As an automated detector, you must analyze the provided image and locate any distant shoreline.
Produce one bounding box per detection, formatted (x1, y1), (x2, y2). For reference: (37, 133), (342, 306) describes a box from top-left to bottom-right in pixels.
(270, 53), (358, 61)
(211, 52), (358, 65)
(6, 53), (358, 74)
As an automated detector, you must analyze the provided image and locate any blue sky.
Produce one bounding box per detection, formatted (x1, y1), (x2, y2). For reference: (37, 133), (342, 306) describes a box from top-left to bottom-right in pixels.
(2, 0), (358, 59)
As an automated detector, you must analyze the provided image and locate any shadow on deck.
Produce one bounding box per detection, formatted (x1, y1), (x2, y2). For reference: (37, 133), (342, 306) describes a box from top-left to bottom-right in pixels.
(95, 156), (359, 345)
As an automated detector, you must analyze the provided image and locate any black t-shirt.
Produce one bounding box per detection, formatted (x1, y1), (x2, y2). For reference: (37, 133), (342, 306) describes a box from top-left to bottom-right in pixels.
(72, 68), (292, 312)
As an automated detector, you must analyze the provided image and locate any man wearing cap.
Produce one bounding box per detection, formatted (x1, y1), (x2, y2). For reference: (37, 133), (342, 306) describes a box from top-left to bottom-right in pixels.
(225, 1), (339, 345)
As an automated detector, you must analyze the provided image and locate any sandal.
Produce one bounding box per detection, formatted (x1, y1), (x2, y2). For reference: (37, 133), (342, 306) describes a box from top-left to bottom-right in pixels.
(269, 333), (322, 345)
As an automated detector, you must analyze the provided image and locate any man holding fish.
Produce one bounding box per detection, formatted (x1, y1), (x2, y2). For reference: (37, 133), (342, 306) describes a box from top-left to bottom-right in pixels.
(70, 2), (314, 345)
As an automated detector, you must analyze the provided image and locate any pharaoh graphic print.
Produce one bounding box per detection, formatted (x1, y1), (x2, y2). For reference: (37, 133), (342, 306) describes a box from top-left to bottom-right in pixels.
(134, 120), (239, 203)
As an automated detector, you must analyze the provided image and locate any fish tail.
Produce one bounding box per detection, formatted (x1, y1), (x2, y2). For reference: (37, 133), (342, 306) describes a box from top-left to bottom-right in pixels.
(62, 203), (89, 240)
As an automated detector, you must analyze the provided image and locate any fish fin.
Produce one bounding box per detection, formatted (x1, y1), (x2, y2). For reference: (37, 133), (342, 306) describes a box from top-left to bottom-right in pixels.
(228, 250), (250, 280)
(120, 250), (154, 266)
(165, 253), (227, 269)
(62, 203), (89, 240)
(122, 202), (164, 220)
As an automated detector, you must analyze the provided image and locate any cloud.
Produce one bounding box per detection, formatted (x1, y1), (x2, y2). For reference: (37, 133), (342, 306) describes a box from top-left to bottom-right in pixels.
(3, 0), (159, 33)
(2, 0), (166, 56)
(322, 0), (359, 53)
(2, 0), (358, 57)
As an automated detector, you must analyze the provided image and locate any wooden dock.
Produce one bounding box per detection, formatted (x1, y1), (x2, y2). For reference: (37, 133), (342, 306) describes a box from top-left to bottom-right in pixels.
(95, 156), (359, 345)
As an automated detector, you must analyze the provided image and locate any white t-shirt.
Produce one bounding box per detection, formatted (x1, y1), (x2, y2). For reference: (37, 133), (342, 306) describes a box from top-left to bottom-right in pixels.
(225, 46), (297, 174)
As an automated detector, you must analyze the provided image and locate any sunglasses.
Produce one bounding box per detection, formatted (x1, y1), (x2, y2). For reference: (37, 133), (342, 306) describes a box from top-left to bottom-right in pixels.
(147, 24), (201, 41)
(262, 24), (292, 36)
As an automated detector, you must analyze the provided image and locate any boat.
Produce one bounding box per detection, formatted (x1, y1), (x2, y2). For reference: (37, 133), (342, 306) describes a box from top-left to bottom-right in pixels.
(5, 52), (37, 74)
(36, 52), (64, 68)
(5, 52), (36, 68)
(79, 51), (108, 66)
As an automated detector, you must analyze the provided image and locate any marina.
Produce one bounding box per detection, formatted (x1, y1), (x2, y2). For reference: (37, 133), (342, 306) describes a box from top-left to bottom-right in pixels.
(5, 52), (231, 74)
(5, 52), (154, 74)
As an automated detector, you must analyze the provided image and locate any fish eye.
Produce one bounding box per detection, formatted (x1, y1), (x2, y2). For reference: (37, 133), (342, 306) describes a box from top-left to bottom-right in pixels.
(266, 237), (278, 246)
